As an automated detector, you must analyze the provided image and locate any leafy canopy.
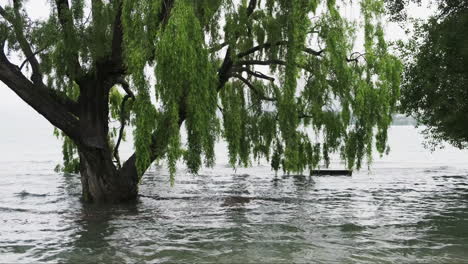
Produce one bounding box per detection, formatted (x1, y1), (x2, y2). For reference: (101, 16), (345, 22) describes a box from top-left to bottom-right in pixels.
(399, 1), (468, 149)
(0, 0), (401, 180)
(124, 0), (401, 176)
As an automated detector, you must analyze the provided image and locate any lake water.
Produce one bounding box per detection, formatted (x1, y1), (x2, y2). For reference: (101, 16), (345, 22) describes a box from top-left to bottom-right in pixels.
(1, 123), (468, 263)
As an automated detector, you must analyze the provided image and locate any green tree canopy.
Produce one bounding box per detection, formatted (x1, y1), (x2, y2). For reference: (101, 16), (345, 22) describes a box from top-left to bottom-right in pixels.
(398, 1), (468, 149)
(0, 0), (401, 202)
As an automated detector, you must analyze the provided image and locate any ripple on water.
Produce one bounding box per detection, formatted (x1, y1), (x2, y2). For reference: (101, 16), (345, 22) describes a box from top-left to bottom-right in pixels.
(1, 163), (468, 263)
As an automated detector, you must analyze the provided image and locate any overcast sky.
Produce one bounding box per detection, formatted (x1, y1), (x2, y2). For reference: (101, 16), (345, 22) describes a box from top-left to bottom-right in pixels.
(0, 1), (434, 128)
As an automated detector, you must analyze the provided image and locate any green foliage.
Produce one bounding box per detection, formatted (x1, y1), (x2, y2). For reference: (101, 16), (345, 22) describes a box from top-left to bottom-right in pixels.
(114, 0), (401, 175)
(400, 5), (468, 149)
(122, 0), (160, 176)
(221, 81), (249, 167)
(155, 0), (218, 177)
(2, 0), (402, 181)
(53, 83), (80, 174)
(386, 0), (468, 21)
(54, 128), (80, 174)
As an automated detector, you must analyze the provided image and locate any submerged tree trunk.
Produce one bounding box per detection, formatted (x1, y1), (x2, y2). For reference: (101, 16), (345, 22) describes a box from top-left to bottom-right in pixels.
(79, 149), (138, 202)
(76, 77), (138, 203)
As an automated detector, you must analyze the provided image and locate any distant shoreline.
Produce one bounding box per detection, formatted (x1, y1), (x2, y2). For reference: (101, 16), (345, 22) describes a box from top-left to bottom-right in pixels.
(392, 114), (417, 126)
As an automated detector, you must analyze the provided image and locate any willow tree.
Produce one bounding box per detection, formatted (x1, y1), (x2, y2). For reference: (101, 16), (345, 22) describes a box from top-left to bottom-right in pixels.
(0, 0), (401, 203)
(388, 0), (468, 149)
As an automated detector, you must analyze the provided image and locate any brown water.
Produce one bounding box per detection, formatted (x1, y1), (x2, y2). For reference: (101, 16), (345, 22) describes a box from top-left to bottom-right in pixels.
(1, 126), (468, 263)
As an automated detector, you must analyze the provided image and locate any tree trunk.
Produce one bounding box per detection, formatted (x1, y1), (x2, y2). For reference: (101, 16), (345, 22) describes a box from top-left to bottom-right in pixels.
(79, 148), (138, 203)
(76, 78), (138, 203)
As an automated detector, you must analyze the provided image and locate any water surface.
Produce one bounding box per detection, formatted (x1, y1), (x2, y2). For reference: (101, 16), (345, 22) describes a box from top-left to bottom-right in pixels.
(1, 126), (468, 263)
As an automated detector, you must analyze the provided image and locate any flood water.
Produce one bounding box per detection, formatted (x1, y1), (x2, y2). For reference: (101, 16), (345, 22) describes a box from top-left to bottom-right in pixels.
(1, 125), (468, 263)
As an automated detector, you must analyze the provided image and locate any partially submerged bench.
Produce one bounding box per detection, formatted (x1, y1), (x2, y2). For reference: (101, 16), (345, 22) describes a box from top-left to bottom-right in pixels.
(310, 170), (352, 176)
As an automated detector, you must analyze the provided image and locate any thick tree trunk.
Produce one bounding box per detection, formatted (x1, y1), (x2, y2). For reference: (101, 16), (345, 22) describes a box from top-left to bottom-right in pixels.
(76, 78), (138, 203)
(79, 148), (138, 202)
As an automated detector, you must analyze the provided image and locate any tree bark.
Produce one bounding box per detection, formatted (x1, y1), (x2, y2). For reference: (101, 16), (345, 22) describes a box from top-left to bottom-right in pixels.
(75, 73), (139, 203)
(79, 148), (138, 202)
(0, 49), (81, 142)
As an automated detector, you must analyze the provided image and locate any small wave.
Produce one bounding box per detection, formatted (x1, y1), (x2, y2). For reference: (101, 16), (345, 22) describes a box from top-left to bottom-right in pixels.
(221, 196), (252, 207)
(438, 175), (467, 180)
(0, 206), (30, 213)
(424, 166), (452, 172)
(139, 194), (308, 205)
(340, 223), (366, 232)
(15, 190), (48, 198)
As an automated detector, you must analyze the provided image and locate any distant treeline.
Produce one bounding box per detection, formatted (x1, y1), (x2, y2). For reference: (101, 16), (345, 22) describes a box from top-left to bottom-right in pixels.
(392, 115), (416, 126)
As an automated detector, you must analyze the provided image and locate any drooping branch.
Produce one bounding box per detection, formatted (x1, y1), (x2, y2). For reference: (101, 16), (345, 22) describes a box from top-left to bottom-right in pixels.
(230, 73), (277, 102)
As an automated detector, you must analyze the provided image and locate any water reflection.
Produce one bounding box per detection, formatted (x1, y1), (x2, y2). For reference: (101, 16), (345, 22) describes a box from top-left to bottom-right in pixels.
(58, 204), (131, 263)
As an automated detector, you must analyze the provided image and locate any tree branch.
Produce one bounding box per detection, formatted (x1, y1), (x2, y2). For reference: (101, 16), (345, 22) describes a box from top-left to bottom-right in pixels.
(55, 0), (83, 80)
(112, 77), (135, 167)
(121, 0), (260, 180)
(159, 0), (175, 27)
(115, 77), (134, 98)
(235, 59), (316, 73)
(237, 41), (324, 58)
(304, 47), (324, 56)
(209, 42), (228, 53)
(237, 59), (287, 66)
(217, 0), (258, 92)
(232, 67), (275, 82)
(113, 92), (134, 169)
(1, 3), (78, 116)
(346, 52), (367, 63)
(0, 5), (7, 17)
(237, 41), (288, 58)
(1, 2), (43, 84)
(0, 50), (81, 143)
(19, 47), (48, 70)
(109, 0), (125, 75)
(230, 73), (277, 102)
(298, 113), (313, 119)
(119, 113), (182, 181)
